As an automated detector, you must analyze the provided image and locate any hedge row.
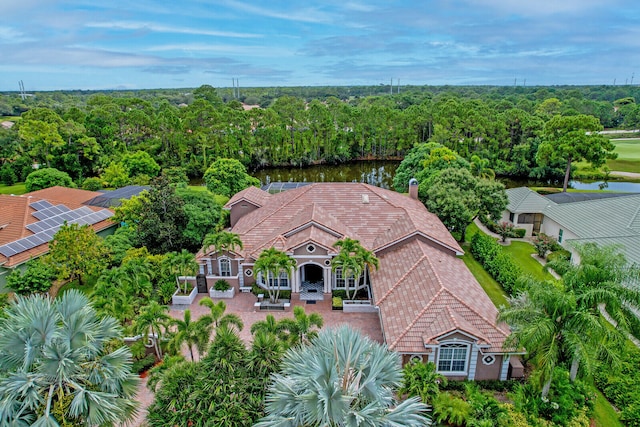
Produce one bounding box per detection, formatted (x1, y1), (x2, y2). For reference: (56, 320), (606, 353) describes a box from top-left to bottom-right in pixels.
(470, 232), (522, 296)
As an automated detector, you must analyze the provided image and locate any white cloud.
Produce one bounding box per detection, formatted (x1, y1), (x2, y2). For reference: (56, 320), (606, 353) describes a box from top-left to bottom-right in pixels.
(85, 21), (262, 39)
(145, 43), (294, 57)
(216, 0), (335, 24)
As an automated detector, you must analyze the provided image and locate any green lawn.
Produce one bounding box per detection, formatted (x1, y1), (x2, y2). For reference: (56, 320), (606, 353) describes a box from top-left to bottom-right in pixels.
(502, 241), (556, 282)
(593, 390), (623, 427)
(461, 251), (509, 307)
(0, 183), (27, 195)
(607, 138), (640, 173)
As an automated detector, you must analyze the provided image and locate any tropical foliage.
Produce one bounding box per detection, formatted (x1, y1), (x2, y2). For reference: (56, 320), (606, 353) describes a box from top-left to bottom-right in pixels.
(254, 247), (296, 303)
(0, 290), (139, 426)
(255, 325), (430, 427)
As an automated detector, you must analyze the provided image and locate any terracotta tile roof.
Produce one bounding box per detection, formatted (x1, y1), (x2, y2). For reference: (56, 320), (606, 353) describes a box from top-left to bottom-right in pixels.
(373, 239), (509, 353)
(211, 182), (507, 354)
(0, 187), (115, 268)
(225, 186), (272, 208)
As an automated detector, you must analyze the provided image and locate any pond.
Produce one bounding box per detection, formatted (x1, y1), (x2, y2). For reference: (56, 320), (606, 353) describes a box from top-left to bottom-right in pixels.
(251, 161), (399, 189)
(250, 160), (640, 193)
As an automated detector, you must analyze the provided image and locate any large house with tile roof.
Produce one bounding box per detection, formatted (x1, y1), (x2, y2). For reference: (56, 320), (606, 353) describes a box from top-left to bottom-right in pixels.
(0, 187), (116, 290)
(197, 182), (523, 380)
(502, 187), (640, 265)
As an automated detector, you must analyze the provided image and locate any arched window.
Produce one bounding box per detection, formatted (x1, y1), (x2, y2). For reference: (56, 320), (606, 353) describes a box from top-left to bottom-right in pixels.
(437, 343), (469, 373)
(219, 258), (231, 277)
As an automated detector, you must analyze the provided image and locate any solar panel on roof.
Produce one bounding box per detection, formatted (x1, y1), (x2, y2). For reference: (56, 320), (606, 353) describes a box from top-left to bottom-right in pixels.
(0, 245), (18, 257)
(33, 211), (48, 220)
(30, 200), (53, 210)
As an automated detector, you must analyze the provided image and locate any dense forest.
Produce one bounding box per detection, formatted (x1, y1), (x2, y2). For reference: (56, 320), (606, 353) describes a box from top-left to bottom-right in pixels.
(1, 84), (639, 187)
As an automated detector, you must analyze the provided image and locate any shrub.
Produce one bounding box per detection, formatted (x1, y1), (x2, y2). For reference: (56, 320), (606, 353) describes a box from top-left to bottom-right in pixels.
(471, 232), (521, 295)
(547, 250), (571, 264)
(495, 221), (518, 242)
(399, 361), (446, 404)
(531, 233), (557, 259)
(131, 354), (156, 374)
(214, 279), (231, 291)
(332, 296), (343, 308)
(332, 289), (347, 299)
(514, 228), (527, 238)
(433, 392), (471, 427)
(594, 346), (640, 426)
(81, 176), (103, 191)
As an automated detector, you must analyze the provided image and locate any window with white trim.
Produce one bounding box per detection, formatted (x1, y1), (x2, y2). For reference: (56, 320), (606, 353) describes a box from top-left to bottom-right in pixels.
(266, 271), (290, 288)
(219, 258), (231, 277)
(438, 344), (469, 373)
(334, 268), (355, 289)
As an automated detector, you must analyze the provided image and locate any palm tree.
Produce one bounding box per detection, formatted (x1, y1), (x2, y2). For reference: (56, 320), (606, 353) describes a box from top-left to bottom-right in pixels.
(278, 306), (324, 346)
(169, 249), (198, 294)
(168, 309), (211, 361)
(470, 154), (496, 179)
(331, 248), (362, 300)
(559, 243), (640, 337)
(255, 247), (295, 303)
(136, 301), (171, 359)
(0, 290), (139, 426)
(201, 230), (243, 274)
(250, 314), (281, 336)
(255, 325), (430, 427)
(357, 245), (379, 299)
(498, 278), (607, 396)
(199, 297), (244, 331)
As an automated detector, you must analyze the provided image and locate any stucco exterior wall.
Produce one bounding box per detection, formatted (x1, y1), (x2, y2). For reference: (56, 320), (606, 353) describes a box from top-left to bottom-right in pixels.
(293, 245), (329, 256)
(540, 218), (579, 251)
(473, 354), (503, 380)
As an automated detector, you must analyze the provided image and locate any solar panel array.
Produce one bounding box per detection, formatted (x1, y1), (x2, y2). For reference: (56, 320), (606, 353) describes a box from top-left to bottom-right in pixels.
(0, 200), (114, 258)
(261, 182), (313, 194)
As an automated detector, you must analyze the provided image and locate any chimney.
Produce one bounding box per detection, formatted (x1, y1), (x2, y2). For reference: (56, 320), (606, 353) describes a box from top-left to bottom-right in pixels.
(408, 178), (418, 200)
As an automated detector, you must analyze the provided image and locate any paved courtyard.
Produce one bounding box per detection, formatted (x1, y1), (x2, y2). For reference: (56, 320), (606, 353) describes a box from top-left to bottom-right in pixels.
(127, 291), (383, 426)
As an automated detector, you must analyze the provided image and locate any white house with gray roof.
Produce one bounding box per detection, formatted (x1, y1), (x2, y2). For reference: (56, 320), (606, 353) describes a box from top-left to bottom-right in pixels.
(502, 187), (640, 265)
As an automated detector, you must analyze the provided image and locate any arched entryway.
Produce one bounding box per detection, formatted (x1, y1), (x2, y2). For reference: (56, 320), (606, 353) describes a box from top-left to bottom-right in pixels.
(299, 263), (325, 300)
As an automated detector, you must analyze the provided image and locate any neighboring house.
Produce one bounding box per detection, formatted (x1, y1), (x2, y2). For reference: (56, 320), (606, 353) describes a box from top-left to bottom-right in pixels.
(502, 187), (640, 265)
(0, 187), (116, 290)
(84, 185), (149, 208)
(197, 182), (523, 380)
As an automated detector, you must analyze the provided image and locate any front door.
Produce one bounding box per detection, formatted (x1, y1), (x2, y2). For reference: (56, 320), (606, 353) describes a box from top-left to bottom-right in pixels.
(304, 264), (324, 283)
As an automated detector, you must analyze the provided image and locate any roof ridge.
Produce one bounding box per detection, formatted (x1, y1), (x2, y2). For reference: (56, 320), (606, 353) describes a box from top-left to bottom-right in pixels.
(389, 287), (447, 349)
(19, 196), (33, 239)
(440, 288), (510, 338)
(376, 254), (429, 305)
(239, 185), (316, 237)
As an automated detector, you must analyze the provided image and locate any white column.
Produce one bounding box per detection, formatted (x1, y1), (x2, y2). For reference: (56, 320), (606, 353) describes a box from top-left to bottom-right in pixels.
(468, 345), (478, 380)
(324, 267), (331, 293)
(426, 349), (435, 364)
(199, 264), (205, 275)
(238, 262), (244, 287)
(206, 258), (212, 275)
(500, 355), (510, 380)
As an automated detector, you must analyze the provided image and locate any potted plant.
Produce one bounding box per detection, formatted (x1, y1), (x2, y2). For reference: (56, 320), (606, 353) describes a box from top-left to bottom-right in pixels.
(210, 279), (235, 299)
(171, 250), (199, 305)
(332, 296), (343, 310)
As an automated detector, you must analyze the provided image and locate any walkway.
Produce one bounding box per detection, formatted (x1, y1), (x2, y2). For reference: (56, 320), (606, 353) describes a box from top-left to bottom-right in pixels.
(127, 292), (383, 426)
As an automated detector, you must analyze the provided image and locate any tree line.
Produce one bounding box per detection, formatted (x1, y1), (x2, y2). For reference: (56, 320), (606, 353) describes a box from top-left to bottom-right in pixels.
(1, 84), (637, 189)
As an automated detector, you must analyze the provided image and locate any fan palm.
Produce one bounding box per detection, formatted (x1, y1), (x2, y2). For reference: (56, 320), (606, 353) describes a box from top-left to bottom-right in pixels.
(199, 297), (244, 331)
(136, 301), (171, 359)
(255, 325), (430, 427)
(0, 290), (139, 426)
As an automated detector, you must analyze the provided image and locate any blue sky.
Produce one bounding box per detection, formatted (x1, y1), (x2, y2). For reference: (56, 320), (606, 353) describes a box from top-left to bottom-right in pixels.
(1, 0), (638, 91)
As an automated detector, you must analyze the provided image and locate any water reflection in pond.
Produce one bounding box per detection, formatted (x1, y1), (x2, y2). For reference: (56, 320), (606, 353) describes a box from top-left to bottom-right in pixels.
(243, 161), (639, 193)
(251, 161), (400, 189)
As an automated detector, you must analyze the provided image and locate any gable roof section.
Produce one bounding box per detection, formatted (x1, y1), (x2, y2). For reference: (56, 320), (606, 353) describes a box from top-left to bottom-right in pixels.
(225, 186), (271, 209)
(373, 239), (509, 353)
(0, 187), (114, 268)
(506, 187), (555, 213)
(229, 183), (461, 258)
